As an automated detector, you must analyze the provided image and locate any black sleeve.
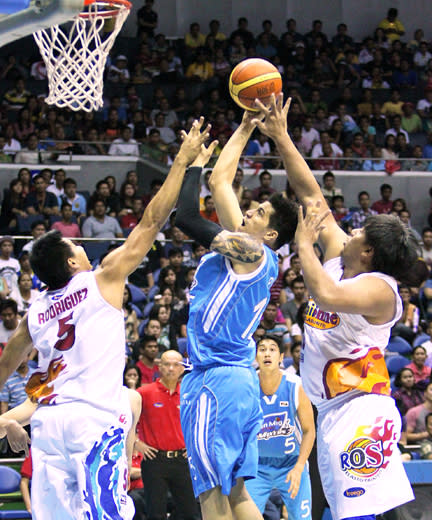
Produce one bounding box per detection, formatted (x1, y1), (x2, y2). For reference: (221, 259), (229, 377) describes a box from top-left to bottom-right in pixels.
(175, 166), (222, 249)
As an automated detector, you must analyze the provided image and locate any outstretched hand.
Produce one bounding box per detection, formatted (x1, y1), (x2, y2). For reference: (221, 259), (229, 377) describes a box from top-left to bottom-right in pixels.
(295, 201), (330, 247)
(178, 117), (212, 165)
(5, 420), (31, 456)
(251, 93), (291, 140)
(190, 139), (219, 168)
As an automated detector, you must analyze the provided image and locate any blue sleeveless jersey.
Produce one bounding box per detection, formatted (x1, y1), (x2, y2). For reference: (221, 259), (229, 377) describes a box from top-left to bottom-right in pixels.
(257, 372), (302, 465)
(187, 246), (278, 368)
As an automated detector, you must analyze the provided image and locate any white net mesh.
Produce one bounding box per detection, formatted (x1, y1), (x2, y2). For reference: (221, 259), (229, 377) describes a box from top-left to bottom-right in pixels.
(33, 1), (130, 112)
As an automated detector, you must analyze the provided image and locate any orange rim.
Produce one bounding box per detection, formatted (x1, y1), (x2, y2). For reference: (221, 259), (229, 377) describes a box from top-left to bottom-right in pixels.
(80, 0), (131, 19)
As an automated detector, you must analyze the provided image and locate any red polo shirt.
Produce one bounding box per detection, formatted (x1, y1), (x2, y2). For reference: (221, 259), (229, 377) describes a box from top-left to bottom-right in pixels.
(137, 379), (185, 451)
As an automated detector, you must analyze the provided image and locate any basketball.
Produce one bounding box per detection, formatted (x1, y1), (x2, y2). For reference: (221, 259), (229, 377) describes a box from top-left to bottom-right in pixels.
(229, 58), (282, 112)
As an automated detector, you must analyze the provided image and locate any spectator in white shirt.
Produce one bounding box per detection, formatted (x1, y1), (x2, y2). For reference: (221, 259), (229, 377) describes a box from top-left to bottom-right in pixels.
(46, 168), (66, 204)
(107, 55), (130, 83)
(301, 116), (320, 154)
(414, 42), (432, 69)
(311, 130), (343, 158)
(108, 126), (139, 156)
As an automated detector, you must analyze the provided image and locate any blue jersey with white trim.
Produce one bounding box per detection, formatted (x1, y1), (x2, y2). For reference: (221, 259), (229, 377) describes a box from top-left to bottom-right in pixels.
(187, 246), (278, 368)
(257, 372), (302, 464)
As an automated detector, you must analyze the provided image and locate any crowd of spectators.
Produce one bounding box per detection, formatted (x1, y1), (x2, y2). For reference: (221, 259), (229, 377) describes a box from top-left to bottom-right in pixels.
(2, 5), (432, 173)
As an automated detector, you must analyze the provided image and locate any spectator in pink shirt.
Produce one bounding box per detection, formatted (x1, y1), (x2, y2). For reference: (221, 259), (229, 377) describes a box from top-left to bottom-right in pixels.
(51, 202), (81, 238)
(407, 346), (431, 385)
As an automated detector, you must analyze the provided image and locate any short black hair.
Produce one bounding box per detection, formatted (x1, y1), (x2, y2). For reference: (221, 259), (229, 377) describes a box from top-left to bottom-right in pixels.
(323, 171), (335, 180)
(31, 219), (46, 231)
(363, 214), (419, 281)
(256, 334), (283, 354)
(380, 183), (392, 193)
(139, 334), (158, 348)
(64, 177), (77, 187)
(358, 190), (370, 200)
(0, 299), (18, 315)
(168, 247), (183, 258)
(30, 230), (74, 289)
(394, 367), (414, 388)
(259, 170), (272, 180)
(268, 193), (298, 250)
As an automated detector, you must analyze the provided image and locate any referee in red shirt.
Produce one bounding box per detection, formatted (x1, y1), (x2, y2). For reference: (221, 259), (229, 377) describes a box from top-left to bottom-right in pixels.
(135, 350), (199, 520)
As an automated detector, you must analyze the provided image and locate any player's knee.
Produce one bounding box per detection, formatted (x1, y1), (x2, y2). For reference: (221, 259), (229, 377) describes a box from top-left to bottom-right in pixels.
(200, 486), (232, 519)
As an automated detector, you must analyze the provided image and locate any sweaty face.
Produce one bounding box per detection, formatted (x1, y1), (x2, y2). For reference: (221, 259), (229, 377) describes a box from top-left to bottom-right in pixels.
(256, 338), (282, 371)
(241, 201), (275, 239)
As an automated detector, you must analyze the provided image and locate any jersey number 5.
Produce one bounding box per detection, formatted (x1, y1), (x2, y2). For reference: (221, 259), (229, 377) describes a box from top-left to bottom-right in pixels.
(54, 312), (76, 351)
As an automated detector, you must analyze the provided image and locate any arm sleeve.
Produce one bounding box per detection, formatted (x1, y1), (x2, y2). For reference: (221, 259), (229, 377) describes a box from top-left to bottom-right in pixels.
(175, 167), (222, 249)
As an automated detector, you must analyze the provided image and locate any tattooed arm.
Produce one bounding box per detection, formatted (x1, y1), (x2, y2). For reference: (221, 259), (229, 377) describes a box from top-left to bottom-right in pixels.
(210, 230), (265, 266)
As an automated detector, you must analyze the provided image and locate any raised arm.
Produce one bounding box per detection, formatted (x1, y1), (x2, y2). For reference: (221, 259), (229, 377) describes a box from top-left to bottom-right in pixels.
(208, 111), (257, 231)
(95, 118), (211, 308)
(175, 144), (266, 271)
(253, 94), (347, 261)
(295, 203), (396, 323)
(0, 315), (33, 390)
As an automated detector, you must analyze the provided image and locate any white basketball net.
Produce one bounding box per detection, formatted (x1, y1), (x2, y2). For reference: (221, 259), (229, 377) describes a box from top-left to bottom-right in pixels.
(33, 1), (130, 112)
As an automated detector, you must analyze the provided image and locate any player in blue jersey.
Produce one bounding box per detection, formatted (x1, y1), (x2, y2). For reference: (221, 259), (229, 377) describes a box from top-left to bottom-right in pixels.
(246, 336), (315, 520)
(175, 111), (299, 520)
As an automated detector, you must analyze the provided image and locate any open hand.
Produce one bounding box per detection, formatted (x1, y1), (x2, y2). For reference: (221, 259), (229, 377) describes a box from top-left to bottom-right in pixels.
(285, 464), (303, 499)
(179, 117), (211, 165)
(190, 139), (219, 168)
(5, 420), (31, 456)
(295, 201), (330, 247)
(251, 93), (291, 140)
(140, 442), (158, 460)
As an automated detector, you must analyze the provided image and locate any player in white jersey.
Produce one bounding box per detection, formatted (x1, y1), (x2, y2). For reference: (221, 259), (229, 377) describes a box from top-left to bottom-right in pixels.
(0, 386), (141, 517)
(0, 118), (211, 520)
(252, 94), (418, 520)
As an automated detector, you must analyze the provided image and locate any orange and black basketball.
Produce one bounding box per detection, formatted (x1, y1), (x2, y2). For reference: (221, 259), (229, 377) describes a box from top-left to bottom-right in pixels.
(229, 58), (282, 112)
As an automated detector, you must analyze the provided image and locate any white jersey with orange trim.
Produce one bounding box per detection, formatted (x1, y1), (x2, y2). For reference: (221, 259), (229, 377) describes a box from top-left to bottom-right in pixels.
(26, 271), (125, 413)
(300, 257), (402, 411)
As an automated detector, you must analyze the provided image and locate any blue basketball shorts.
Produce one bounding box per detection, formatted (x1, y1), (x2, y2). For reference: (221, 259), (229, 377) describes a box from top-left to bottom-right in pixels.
(246, 458), (312, 520)
(180, 365), (262, 498)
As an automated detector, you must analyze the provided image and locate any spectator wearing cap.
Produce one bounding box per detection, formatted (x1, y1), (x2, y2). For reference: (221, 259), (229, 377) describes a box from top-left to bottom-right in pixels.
(135, 350), (199, 520)
(0, 236), (19, 297)
(402, 102), (423, 134)
(107, 55), (130, 84)
(416, 87), (432, 119)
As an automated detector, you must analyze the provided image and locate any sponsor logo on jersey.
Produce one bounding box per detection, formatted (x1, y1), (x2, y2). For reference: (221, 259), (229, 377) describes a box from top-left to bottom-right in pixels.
(38, 287), (88, 324)
(50, 293), (63, 301)
(343, 487), (366, 498)
(258, 411), (295, 440)
(268, 277), (275, 287)
(280, 401), (289, 407)
(153, 402), (164, 408)
(119, 414), (126, 424)
(339, 417), (396, 482)
(304, 298), (340, 330)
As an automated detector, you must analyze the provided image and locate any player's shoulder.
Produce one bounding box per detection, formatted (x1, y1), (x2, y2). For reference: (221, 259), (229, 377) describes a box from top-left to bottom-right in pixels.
(282, 371), (302, 386)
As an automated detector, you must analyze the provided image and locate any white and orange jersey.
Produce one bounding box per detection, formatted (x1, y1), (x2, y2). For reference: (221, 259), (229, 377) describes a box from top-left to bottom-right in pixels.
(26, 271), (125, 414)
(301, 257), (402, 411)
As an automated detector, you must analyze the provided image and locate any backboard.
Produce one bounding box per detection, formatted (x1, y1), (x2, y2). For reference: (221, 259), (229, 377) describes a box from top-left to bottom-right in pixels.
(0, 0), (84, 47)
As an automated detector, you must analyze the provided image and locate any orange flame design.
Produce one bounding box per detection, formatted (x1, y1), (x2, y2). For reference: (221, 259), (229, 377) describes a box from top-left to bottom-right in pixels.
(25, 356), (67, 403)
(353, 418), (396, 468)
(323, 347), (390, 399)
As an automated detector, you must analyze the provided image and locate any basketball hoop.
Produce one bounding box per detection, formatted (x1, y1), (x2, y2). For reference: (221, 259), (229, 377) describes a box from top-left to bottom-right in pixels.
(33, 0), (131, 112)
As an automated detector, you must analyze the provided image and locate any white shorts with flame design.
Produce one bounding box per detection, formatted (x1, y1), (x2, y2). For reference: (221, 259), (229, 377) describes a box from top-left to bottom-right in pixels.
(317, 394), (414, 520)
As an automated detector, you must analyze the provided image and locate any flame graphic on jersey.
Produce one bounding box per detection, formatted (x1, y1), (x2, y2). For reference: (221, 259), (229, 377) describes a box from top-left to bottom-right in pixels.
(323, 347), (390, 399)
(25, 356), (67, 403)
(339, 417), (396, 480)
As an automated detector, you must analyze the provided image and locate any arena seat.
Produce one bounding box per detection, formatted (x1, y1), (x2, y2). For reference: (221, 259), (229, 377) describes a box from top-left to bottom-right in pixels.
(387, 336), (412, 355)
(0, 466), (31, 519)
(413, 333), (429, 348)
(386, 354), (409, 376)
